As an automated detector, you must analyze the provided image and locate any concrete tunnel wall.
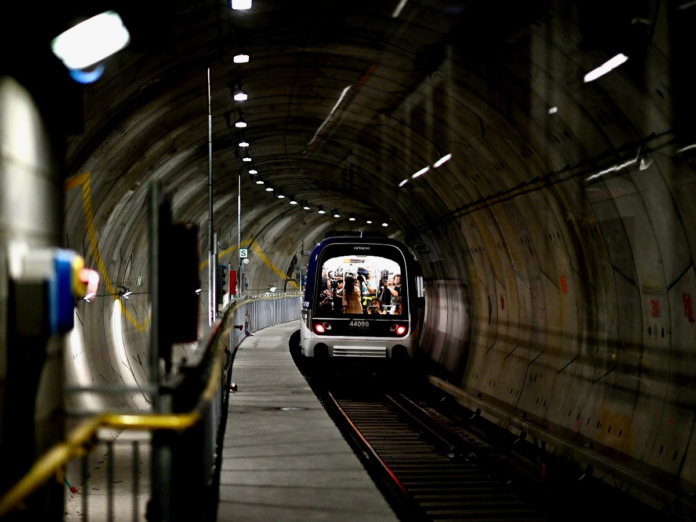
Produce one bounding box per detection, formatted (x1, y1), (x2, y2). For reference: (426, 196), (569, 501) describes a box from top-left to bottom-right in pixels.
(50, 0), (695, 509)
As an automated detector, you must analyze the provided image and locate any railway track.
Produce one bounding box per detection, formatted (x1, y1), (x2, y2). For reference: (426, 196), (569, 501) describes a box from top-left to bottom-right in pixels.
(325, 390), (547, 522)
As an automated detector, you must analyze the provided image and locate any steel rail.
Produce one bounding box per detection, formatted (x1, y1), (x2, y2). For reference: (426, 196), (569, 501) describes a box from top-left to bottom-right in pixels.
(427, 375), (696, 519)
(325, 391), (426, 521)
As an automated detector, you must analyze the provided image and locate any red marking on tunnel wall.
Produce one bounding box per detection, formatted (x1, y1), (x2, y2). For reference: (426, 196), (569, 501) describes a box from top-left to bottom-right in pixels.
(650, 299), (660, 318)
(500, 296), (505, 309)
(560, 276), (568, 293)
(670, 417), (674, 425)
(683, 293), (695, 323)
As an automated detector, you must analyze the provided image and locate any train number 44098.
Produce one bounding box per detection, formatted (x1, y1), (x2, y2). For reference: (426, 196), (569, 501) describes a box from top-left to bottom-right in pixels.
(348, 320), (370, 328)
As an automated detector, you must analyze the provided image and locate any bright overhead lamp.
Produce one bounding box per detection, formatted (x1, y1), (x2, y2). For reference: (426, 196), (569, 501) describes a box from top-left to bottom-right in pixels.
(122, 290), (132, 299)
(255, 178), (264, 185)
(382, 222), (389, 227)
(277, 192), (286, 199)
(235, 111), (247, 128)
(411, 166), (430, 179)
(433, 153), (452, 168)
(584, 53), (628, 83)
(51, 11), (131, 70)
(399, 179), (409, 187)
(233, 86), (248, 101)
(302, 202), (311, 210)
(333, 210), (340, 218)
(268, 285), (277, 293)
(289, 197), (298, 205)
(234, 47), (250, 63)
(83, 292), (96, 302)
(242, 150), (252, 162)
(349, 215), (356, 221)
(265, 186), (274, 192)
(238, 134), (249, 147)
(366, 220), (373, 224)
(249, 165), (258, 175)
(318, 206), (326, 214)
(232, 0), (252, 10)
(195, 288), (202, 295)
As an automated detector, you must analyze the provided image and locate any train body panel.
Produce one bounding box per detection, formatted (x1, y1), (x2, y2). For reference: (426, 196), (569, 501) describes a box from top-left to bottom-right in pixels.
(301, 233), (423, 361)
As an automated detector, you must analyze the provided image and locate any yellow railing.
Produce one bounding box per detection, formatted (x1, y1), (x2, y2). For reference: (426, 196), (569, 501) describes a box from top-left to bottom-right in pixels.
(0, 292), (301, 518)
(0, 339), (225, 519)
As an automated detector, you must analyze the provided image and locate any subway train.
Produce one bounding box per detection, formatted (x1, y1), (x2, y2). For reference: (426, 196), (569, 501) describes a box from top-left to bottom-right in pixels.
(295, 231), (424, 363)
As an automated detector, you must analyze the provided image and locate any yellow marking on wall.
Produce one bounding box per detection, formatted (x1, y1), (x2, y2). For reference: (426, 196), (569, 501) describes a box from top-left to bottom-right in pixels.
(63, 172), (91, 191)
(252, 243), (299, 288)
(201, 240), (299, 289)
(198, 239), (254, 272)
(67, 172), (150, 333)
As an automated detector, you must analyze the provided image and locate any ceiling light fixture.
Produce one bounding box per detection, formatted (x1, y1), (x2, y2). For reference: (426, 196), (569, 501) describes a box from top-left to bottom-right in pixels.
(232, 82), (248, 101)
(433, 153), (452, 168)
(235, 109), (247, 128)
(265, 186), (274, 192)
(318, 206), (326, 214)
(382, 222), (389, 227)
(333, 210), (340, 218)
(399, 179), (409, 187)
(51, 11), (131, 71)
(277, 191), (286, 199)
(249, 164), (258, 175)
(303, 202), (311, 210)
(584, 53), (628, 83)
(238, 134), (249, 147)
(255, 178), (264, 185)
(411, 166), (430, 179)
(233, 47), (250, 63)
(289, 197), (298, 205)
(349, 215), (356, 221)
(232, 0), (252, 10)
(242, 150), (252, 162)
(366, 220), (373, 224)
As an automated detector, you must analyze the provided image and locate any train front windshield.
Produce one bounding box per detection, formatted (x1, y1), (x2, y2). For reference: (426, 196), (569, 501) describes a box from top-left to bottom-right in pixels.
(314, 248), (407, 318)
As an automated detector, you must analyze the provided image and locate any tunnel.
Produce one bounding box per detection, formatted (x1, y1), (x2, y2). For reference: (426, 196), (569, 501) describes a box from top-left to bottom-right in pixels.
(1, 0), (696, 519)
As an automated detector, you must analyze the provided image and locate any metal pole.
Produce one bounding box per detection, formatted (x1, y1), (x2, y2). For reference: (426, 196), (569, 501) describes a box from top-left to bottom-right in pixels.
(208, 67), (214, 326)
(238, 170), (242, 298)
(214, 232), (218, 316)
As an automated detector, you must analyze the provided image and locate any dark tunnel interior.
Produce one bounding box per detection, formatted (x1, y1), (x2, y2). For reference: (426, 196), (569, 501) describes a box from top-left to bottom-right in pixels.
(1, 0), (696, 518)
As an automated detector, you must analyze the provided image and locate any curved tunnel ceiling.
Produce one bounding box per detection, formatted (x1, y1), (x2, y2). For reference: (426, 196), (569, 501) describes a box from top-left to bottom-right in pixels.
(47, 0), (696, 515)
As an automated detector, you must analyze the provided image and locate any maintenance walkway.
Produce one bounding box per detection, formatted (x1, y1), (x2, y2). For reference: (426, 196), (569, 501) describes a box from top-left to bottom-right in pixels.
(218, 321), (397, 521)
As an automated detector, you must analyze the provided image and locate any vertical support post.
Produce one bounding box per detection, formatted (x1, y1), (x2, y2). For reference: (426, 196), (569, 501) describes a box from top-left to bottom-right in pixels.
(149, 181), (172, 522)
(208, 67), (214, 326)
(133, 441), (139, 522)
(81, 453), (88, 522)
(106, 441), (114, 522)
(238, 170), (243, 298)
(214, 232), (218, 316)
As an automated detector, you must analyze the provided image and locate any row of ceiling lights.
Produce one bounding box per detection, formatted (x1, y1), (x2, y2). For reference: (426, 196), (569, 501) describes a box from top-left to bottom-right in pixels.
(229, 0), (388, 228)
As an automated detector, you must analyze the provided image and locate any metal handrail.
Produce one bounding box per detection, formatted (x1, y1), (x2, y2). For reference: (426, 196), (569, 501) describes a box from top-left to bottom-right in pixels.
(0, 292), (300, 518)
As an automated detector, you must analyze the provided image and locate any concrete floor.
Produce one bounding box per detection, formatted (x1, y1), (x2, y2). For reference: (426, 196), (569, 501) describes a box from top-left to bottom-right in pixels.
(218, 321), (398, 522)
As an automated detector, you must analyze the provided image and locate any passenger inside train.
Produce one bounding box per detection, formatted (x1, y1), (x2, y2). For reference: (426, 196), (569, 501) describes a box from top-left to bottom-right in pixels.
(317, 255), (405, 316)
